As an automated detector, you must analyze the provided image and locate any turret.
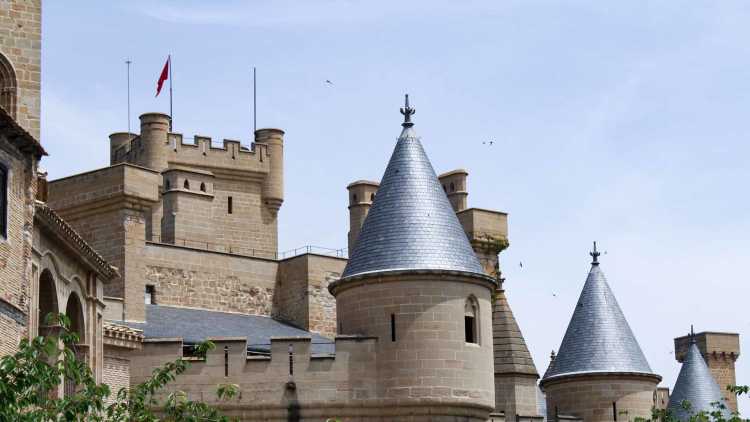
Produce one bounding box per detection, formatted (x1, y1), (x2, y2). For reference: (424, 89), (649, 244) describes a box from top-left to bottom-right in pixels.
(674, 331), (740, 413)
(255, 128), (284, 215)
(540, 243), (661, 421)
(669, 328), (732, 420)
(438, 169), (468, 212)
(139, 112), (171, 171)
(329, 95), (497, 420)
(108, 132), (136, 165)
(346, 180), (379, 251)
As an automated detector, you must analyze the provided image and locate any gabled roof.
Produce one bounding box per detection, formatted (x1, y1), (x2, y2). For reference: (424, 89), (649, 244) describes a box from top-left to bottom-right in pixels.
(542, 260), (656, 381)
(668, 339), (730, 420)
(341, 119), (485, 280)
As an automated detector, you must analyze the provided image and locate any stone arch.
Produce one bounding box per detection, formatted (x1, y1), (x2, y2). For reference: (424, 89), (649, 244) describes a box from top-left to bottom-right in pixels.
(0, 53), (17, 117)
(65, 292), (85, 343)
(183, 179), (190, 189)
(38, 268), (58, 332)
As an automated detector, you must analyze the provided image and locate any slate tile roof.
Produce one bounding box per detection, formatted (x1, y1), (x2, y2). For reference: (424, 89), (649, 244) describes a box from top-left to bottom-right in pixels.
(342, 123), (484, 279)
(668, 339), (730, 420)
(543, 261), (655, 380)
(122, 304), (334, 355)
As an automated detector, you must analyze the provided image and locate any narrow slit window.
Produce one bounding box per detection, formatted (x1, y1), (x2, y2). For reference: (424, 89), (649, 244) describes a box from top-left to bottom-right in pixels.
(200, 182), (206, 192)
(0, 165), (7, 238)
(228, 196), (233, 214)
(390, 314), (396, 342)
(224, 346), (229, 377)
(464, 297), (478, 344)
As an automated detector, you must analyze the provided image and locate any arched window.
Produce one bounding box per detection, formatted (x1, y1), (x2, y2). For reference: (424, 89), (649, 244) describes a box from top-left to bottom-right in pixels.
(370, 193), (375, 202)
(0, 53), (17, 118)
(64, 292), (85, 397)
(450, 182), (455, 192)
(464, 297), (479, 344)
(352, 194), (357, 203)
(199, 182), (206, 192)
(183, 179), (190, 189)
(165, 179), (171, 190)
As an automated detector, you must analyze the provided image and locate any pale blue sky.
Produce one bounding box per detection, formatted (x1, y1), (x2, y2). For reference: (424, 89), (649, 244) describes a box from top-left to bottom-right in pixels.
(41, 1), (749, 410)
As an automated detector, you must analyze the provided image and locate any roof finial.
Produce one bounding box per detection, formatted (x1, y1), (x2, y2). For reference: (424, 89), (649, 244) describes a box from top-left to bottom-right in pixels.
(690, 325), (696, 344)
(400, 94), (415, 128)
(590, 241), (601, 265)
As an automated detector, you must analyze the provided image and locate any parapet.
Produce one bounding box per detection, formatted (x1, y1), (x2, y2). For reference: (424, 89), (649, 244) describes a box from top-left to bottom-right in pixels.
(674, 331), (740, 362)
(456, 207), (509, 252)
(131, 335), (378, 404)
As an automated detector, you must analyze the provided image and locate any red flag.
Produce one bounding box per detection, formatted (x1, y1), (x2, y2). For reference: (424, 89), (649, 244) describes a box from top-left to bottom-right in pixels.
(156, 56), (169, 97)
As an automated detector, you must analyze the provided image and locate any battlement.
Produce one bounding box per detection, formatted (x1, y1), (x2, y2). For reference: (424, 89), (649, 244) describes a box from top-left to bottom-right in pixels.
(131, 335), (379, 406)
(112, 132), (270, 175)
(109, 113), (284, 183)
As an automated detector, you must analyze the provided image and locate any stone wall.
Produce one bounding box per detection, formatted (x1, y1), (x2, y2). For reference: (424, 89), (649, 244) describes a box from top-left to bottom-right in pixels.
(103, 347), (131, 405)
(131, 336), (491, 422)
(0, 134), (37, 355)
(542, 374), (659, 422)
(142, 242), (278, 316)
(0, 0), (41, 138)
(275, 254), (345, 337)
(47, 164), (160, 322)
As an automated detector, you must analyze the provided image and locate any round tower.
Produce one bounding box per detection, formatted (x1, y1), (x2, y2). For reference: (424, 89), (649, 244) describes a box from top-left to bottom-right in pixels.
(138, 112), (171, 171)
(108, 132), (136, 164)
(329, 95), (496, 421)
(346, 179), (379, 251)
(254, 128), (284, 215)
(540, 243), (661, 421)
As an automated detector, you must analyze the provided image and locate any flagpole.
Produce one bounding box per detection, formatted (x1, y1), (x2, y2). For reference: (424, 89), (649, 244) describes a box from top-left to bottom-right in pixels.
(253, 66), (256, 134)
(168, 54), (173, 131)
(126, 59), (131, 137)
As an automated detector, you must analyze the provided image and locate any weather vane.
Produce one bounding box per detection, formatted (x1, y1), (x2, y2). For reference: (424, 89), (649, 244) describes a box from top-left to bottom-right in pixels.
(590, 241), (601, 265)
(400, 94), (415, 127)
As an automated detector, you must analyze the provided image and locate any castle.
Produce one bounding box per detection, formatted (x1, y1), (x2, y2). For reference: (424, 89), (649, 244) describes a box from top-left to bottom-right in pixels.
(0, 1), (743, 420)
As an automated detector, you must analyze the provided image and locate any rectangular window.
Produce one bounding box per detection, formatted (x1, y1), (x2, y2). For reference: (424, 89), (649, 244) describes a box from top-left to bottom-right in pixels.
(228, 196), (233, 214)
(390, 314), (396, 342)
(145, 285), (155, 304)
(464, 316), (476, 343)
(0, 165), (7, 238)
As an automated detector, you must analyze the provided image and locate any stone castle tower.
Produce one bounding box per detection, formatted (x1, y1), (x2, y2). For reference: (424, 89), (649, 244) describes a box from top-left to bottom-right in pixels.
(669, 329), (732, 420)
(330, 97), (497, 420)
(540, 244), (661, 421)
(0, 0), (40, 139)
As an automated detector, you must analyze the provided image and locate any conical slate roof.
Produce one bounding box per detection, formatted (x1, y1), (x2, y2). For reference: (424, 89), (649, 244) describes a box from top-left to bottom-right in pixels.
(341, 107), (484, 280)
(668, 339), (730, 420)
(542, 256), (655, 381)
(493, 288), (539, 376)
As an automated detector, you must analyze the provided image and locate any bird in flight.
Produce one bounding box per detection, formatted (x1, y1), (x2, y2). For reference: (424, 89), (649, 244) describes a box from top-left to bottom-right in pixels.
(519, 261), (523, 268)
(325, 80), (333, 86)
(482, 140), (495, 146)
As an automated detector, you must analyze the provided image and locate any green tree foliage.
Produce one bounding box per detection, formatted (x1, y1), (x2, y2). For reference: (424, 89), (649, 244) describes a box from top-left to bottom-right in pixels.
(634, 386), (748, 422)
(0, 313), (238, 421)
